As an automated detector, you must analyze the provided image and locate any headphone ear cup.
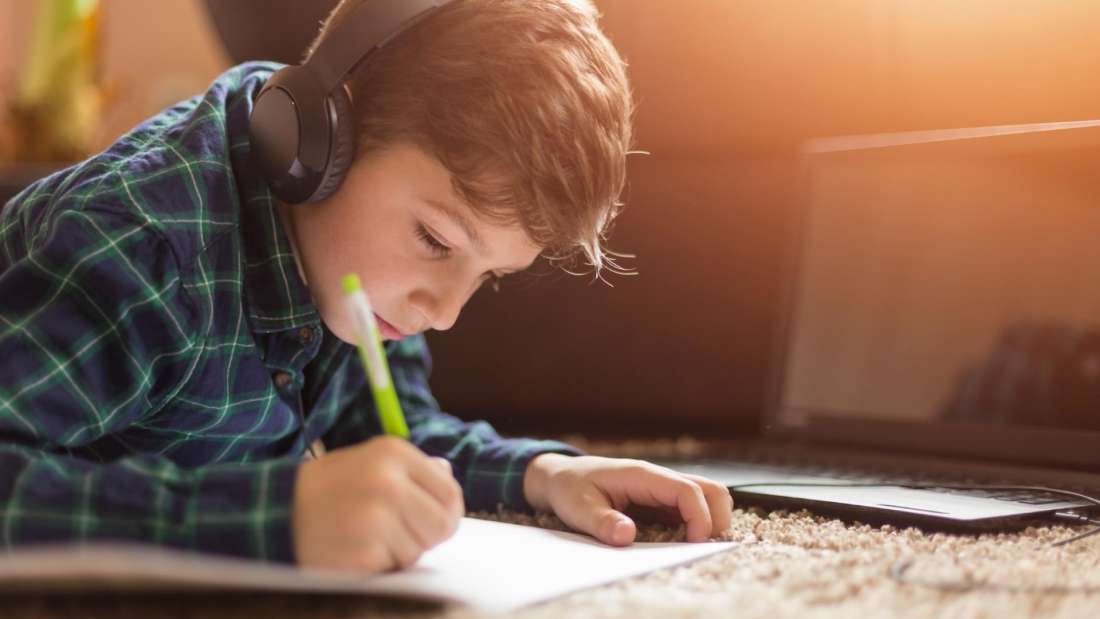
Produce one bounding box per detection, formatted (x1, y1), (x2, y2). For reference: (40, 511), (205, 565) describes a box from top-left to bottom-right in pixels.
(310, 86), (358, 203)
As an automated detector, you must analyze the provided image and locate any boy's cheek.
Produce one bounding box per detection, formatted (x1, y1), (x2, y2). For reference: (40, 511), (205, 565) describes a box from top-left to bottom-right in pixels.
(310, 293), (348, 341)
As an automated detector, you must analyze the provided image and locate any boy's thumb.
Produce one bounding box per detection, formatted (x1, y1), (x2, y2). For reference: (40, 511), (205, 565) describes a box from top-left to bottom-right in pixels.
(588, 507), (636, 546)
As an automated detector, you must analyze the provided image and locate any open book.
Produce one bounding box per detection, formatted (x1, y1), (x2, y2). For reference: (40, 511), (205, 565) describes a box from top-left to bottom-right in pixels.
(0, 517), (736, 613)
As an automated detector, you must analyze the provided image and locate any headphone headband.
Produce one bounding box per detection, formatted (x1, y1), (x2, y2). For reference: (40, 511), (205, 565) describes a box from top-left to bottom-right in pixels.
(306, 0), (449, 94)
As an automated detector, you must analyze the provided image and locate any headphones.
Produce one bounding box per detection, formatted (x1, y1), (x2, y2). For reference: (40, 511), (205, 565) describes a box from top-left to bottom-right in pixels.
(249, 0), (453, 204)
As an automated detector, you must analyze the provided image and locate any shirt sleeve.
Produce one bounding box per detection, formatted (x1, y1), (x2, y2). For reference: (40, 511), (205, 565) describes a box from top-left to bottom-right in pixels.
(322, 335), (585, 514)
(0, 198), (298, 563)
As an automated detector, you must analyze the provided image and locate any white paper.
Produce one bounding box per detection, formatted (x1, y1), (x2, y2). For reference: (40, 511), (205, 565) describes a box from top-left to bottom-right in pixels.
(0, 518), (736, 613)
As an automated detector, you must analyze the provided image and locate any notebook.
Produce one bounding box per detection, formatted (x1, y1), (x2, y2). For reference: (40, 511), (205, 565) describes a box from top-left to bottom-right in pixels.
(0, 517), (735, 613)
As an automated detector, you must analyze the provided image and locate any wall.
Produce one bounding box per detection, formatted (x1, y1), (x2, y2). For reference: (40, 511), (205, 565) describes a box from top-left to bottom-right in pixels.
(597, 0), (1100, 155)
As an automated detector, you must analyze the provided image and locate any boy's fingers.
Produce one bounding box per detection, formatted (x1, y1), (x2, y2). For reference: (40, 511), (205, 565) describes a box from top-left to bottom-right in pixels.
(363, 507), (422, 572)
(621, 468), (712, 542)
(547, 481), (636, 547)
(398, 481), (460, 550)
(681, 473), (734, 536)
(387, 510), (426, 570)
(359, 543), (392, 574)
(574, 496), (636, 546)
(598, 508), (637, 546)
(408, 456), (465, 519)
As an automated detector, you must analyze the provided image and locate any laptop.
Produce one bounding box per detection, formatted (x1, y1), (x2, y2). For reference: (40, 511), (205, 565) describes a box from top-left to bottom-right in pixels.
(656, 120), (1100, 531)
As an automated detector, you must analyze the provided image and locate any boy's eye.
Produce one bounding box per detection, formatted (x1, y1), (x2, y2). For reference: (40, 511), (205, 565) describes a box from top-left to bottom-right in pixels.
(415, 223), (450, 257)
(416, 222), (503, 292)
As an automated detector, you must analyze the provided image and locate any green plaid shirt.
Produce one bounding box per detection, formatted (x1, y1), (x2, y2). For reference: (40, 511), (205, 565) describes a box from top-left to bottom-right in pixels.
(0, 62), (581, 563)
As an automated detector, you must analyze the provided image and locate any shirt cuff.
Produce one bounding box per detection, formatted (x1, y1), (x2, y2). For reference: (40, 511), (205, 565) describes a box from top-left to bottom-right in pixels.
(190, 456), (300, 564)
(465, 439), (585, 515)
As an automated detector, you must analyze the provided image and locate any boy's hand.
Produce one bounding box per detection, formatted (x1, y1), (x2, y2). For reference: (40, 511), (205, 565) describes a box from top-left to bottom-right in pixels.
(293, 436), (464, 572)
(523, 454), (733, 546)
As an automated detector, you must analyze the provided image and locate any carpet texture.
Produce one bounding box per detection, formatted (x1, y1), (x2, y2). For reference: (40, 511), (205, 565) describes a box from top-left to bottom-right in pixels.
(5, 438), (1099, 618)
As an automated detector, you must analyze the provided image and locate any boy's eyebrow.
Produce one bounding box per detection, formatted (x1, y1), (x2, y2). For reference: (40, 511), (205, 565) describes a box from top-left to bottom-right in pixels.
(422, 197), (485, 254)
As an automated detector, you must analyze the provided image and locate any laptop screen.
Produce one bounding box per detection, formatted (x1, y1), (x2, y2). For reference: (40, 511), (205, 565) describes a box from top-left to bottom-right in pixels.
(774, 122), (1100, 467)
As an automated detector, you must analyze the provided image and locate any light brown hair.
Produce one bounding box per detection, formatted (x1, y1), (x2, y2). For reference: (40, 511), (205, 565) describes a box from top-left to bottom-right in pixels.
(306, 0), (636, 278)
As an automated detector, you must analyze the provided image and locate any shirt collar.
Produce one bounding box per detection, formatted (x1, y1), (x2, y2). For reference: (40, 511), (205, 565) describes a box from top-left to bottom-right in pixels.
(228, 65), (320, 334)
(241, 194), (319, 333)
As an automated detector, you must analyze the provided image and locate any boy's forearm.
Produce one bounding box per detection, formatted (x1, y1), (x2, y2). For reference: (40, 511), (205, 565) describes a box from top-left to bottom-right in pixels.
(0, 444), (301, 563)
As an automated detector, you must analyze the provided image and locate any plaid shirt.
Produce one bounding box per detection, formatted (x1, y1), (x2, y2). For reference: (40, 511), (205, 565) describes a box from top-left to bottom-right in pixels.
(0, 62), (582, 564)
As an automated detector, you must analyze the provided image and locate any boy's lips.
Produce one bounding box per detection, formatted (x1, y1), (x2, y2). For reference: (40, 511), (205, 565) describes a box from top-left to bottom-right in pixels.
(375, 315), (407, 340)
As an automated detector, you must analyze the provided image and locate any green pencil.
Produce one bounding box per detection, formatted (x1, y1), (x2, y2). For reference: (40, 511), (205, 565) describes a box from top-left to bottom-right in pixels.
(342, 274), (410, 438)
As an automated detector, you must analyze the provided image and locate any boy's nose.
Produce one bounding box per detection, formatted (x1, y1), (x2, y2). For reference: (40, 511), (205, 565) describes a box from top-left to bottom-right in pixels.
(420, 282), (469, 332)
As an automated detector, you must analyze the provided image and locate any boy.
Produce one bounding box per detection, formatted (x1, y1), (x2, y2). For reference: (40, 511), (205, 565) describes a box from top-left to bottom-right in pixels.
(0, 0), (732, 573)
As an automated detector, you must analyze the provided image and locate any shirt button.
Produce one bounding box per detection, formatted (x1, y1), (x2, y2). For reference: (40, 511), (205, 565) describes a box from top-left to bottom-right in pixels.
(273, 371), (293, 388)
(298, 327), (315, 344)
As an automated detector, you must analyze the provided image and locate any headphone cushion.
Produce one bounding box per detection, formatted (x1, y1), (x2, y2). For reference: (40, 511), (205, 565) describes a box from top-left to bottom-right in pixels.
(311, 87), (358, 202)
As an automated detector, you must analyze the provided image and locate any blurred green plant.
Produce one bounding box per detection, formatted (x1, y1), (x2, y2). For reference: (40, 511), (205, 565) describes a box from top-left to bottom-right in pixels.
(4, 0), (104, 163)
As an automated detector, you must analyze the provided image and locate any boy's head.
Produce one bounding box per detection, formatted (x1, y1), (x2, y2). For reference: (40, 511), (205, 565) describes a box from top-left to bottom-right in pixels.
(280, 0), (635, 343)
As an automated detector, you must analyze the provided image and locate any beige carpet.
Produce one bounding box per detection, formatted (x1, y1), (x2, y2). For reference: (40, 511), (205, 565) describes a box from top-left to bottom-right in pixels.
(465, 505), (1100, 619)
(6, 439), (1100, 618)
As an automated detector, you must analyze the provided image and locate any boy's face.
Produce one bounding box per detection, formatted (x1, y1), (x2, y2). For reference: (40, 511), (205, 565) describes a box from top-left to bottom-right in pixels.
(281, 141), (541, 344)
